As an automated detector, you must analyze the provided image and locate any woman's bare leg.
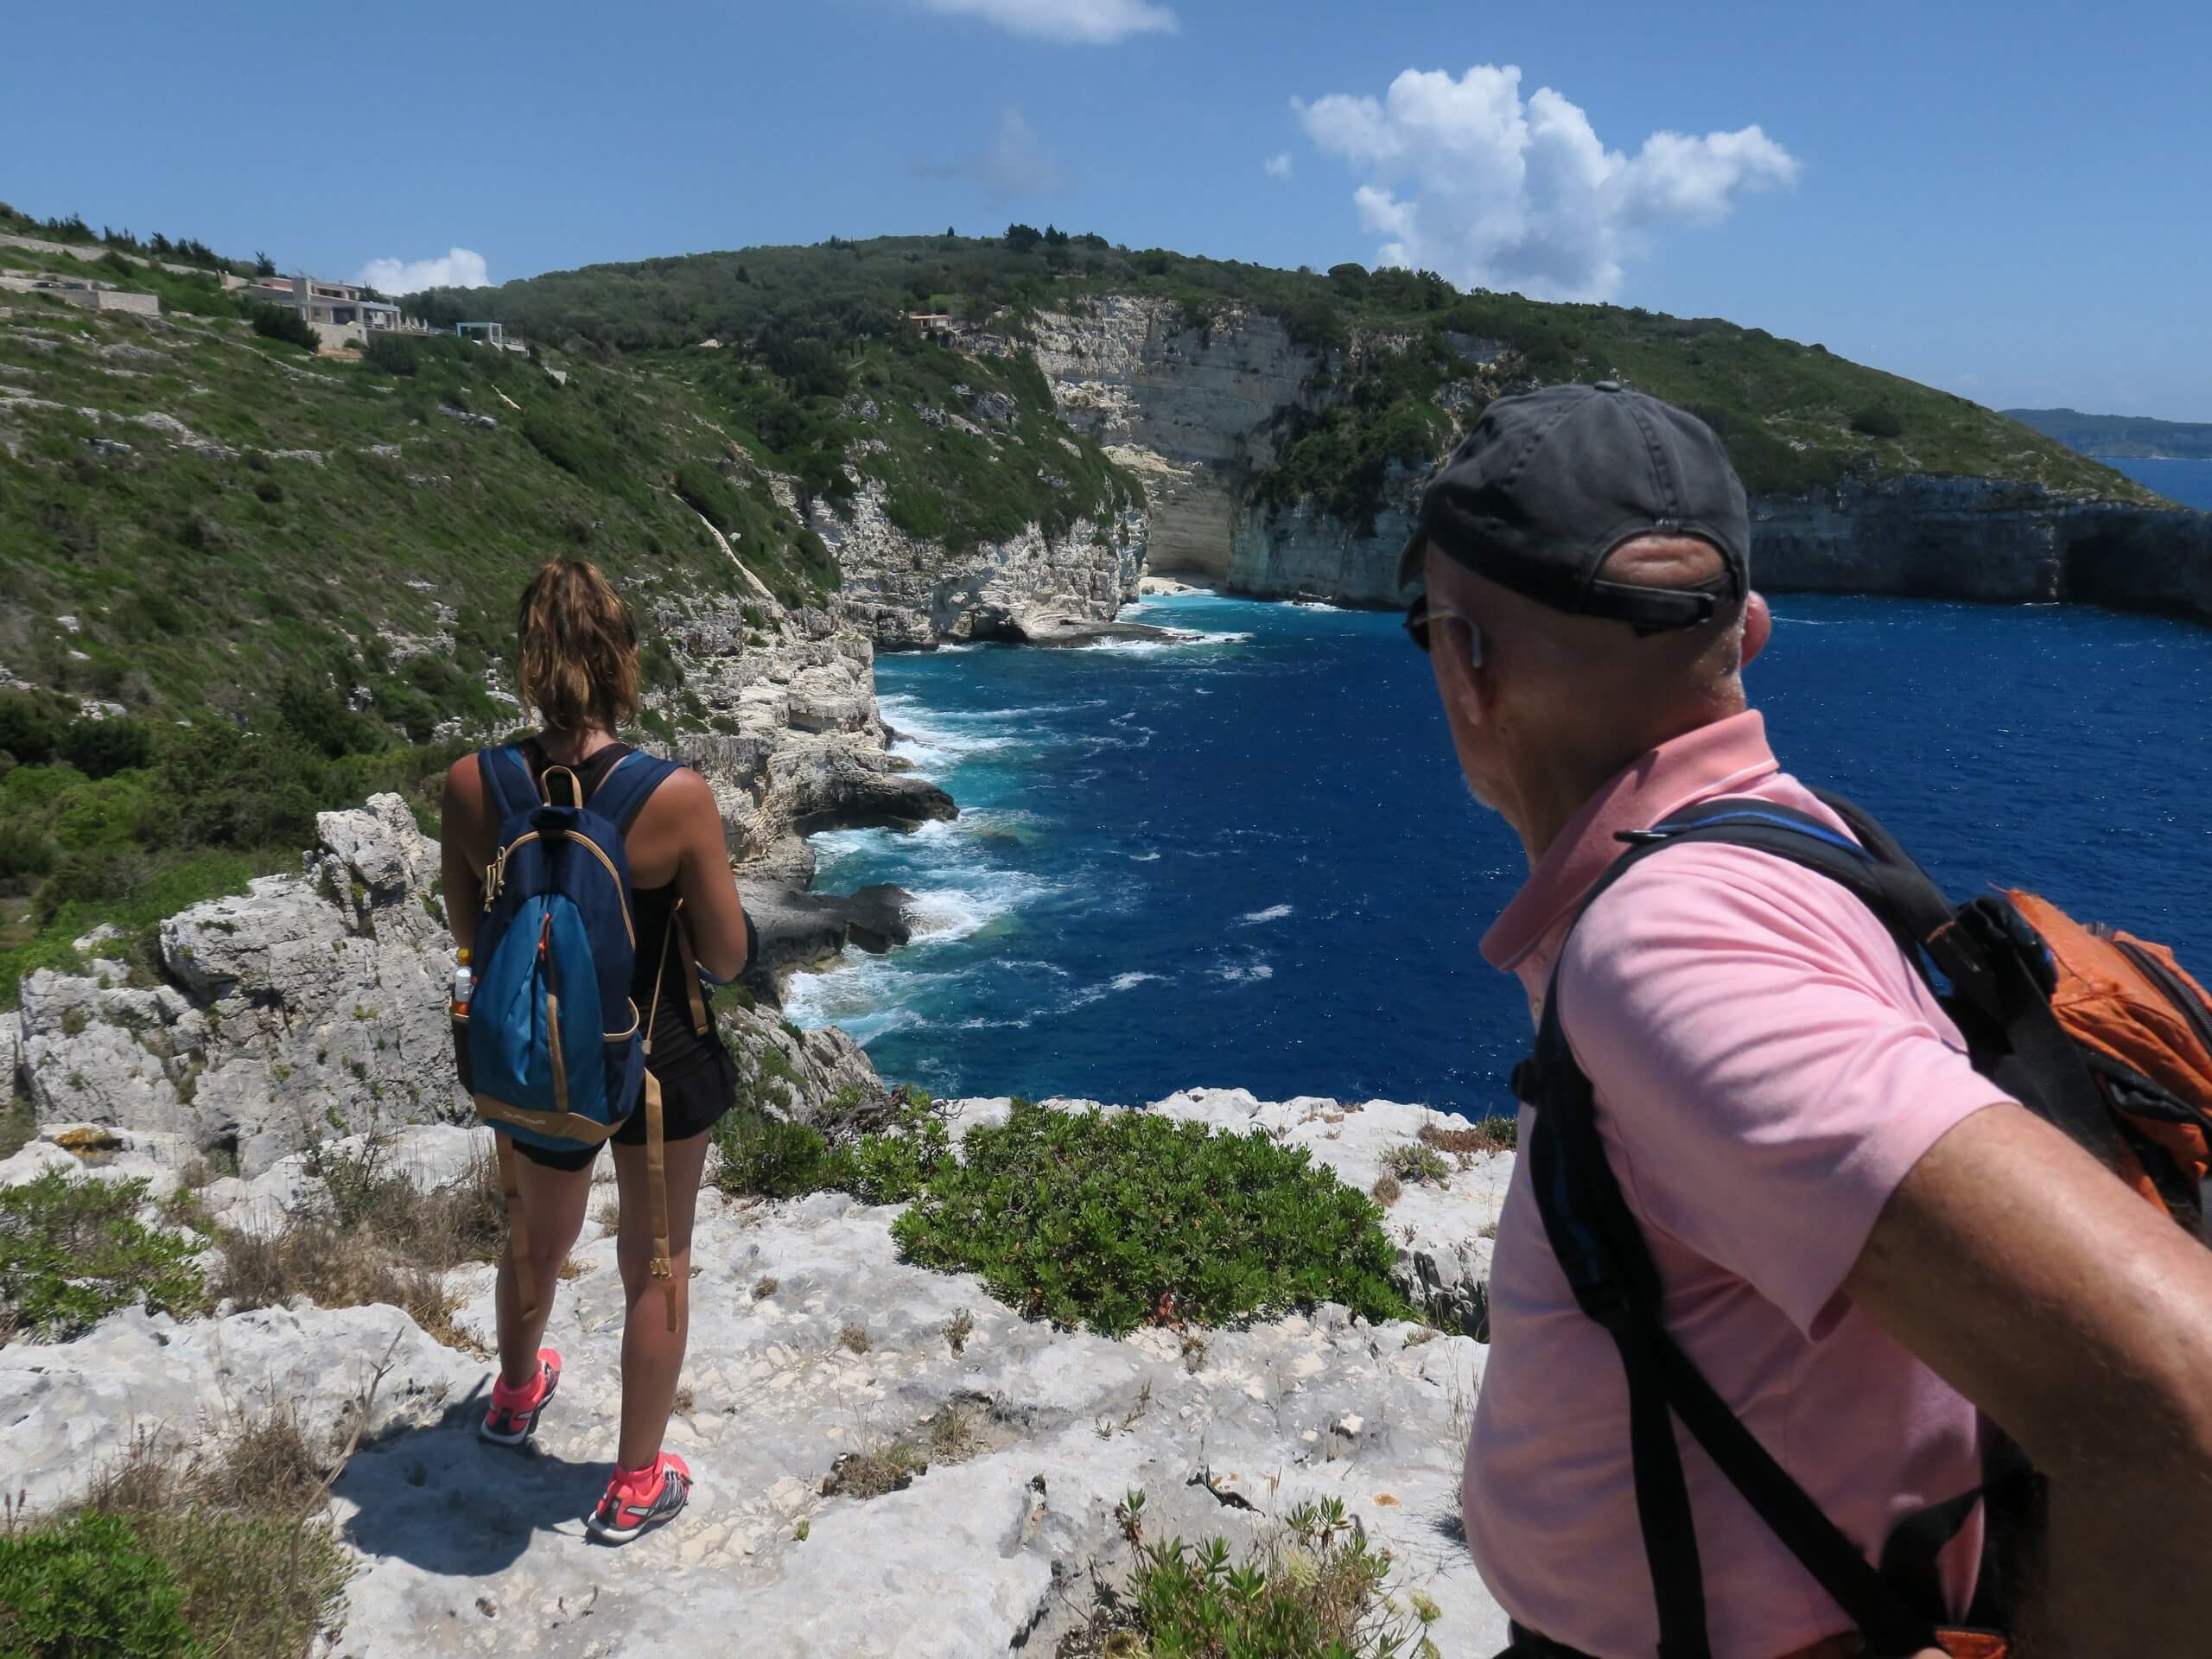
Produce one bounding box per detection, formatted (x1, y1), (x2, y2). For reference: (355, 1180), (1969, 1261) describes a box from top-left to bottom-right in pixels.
(608, 1129), (712, 1470)
(493, 1148), (595, 1390)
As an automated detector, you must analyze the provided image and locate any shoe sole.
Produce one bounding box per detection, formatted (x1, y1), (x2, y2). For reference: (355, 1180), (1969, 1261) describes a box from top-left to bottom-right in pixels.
(480, 1365), (561, 1446)
(586, 1473), (690, 1543)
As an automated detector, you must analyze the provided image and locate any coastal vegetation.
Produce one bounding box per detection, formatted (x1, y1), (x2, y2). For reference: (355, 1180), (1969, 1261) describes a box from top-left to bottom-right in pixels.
(1071, 1491), (1440, 1659)
(0, 691), (461, 1007)
(0, 1408), (356, 1659)
(894, 1101), (1408, 1336)
(713, 1096), (1410, 1337)
(416, 227), (2150, 508)
(0, 1169), (207, 1341)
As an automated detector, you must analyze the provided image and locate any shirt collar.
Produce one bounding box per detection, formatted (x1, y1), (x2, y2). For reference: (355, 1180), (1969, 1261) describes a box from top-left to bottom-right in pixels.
(1479, 709), (1780, 974)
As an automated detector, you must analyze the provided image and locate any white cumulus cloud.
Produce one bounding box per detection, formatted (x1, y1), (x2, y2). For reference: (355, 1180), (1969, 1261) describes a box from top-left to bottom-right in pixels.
(913, 105), (1066, 200)
(919, 0), (1175, 45)
(354, 247), (489, 294)
(1263, 151), (1293, 179)
(1293, 65), (1797, 302)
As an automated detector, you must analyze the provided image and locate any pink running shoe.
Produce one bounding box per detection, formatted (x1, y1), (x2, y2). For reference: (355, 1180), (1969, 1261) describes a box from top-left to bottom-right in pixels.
(586, 1452), (692, 1543)
(480, 1351), (561, 1446)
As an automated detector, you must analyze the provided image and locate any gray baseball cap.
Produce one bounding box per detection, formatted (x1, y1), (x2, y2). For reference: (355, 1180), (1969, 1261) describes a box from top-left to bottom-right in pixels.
(1395, 381), (1750, 632)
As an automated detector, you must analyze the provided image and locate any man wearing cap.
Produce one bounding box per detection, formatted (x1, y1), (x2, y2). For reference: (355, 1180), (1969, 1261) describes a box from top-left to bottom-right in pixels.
(1404, 383), (2212, 1658)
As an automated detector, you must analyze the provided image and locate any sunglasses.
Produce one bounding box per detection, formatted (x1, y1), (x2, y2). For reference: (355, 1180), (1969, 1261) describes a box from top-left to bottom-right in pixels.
(1403, 595), (1484, 665)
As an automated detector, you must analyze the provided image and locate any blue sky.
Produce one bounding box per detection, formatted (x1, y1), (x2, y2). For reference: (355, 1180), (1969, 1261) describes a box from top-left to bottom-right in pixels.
(7, 0), (2208, 417)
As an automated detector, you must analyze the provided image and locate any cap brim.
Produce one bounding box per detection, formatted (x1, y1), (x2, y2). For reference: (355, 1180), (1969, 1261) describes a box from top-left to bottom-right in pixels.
(1395, 529), (1426, 592)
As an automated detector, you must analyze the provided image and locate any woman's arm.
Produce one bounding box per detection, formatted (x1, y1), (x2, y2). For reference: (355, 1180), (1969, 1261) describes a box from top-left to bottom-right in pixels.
(662, 769), (751, 982)
(439, 753), (489, 958)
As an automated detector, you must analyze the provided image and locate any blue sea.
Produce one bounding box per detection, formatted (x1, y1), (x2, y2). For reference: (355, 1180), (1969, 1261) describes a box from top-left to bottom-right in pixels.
(788, 591), (2212, 1115)
(2106, 455), (2212, 511)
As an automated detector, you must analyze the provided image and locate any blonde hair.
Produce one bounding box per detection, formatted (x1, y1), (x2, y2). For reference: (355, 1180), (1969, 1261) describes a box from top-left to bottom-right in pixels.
(514, 559), (641, 734)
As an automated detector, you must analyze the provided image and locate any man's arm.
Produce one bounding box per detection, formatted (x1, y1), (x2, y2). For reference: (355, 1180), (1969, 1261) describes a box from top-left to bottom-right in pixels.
(1843, 1102), (2212, 1655)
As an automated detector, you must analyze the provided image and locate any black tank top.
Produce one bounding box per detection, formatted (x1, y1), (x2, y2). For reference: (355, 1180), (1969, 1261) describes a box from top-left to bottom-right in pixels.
(520, 739), (728, 1081)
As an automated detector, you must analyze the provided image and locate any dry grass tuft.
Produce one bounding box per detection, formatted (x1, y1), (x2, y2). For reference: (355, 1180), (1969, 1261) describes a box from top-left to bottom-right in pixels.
(213, 1137), (506, 1352)
(752, 1274), (779, 1300)
(556, 1255), (586, 1281)
(927, 1402), (982, 1462)
(944, 1306), (974, 1355)
(818, 1400), (993, 1503)
(594, 1193), (622, 1230)
(820, 1440), (925, 1500)
(837, 1320), (871, 1355)
(1369, 1173), (1402, 1208)
(1419, 1116), (1517, 1156)
(63, 1405), (359, 1659)
(671, 1386), (696, 1415)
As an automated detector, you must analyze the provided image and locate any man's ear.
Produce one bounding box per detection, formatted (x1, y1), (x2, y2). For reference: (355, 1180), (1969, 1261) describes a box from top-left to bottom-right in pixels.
(1431, 627), (1492, 734)
(1742, 590), (1772, 669)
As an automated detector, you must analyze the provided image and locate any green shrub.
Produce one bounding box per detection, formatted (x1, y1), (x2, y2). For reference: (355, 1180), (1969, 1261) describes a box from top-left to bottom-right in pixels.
(0, 695), (67, 767)
(0, 1511), (196, 1658)
(58, 718), (155, 779)
(0, 1090), (33, 1161)
(711, 1110), (843, 1199)
(1082, 1491), (1438, 1659)
(1849, 402), (1904, 439)
(0, 822), (57, 883)
(245, 303), (320, 353)
(0, 1171), (209, 1341)
(840, 1098), (951, 1205)
(1380, 1143), (1452, 1186)
(894, 1103), (1410, 1336)
(672, 458), (742, 531)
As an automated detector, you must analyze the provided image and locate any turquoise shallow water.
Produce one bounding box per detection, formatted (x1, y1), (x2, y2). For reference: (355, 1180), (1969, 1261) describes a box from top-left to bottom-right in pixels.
(787, 591), (2212, 1114)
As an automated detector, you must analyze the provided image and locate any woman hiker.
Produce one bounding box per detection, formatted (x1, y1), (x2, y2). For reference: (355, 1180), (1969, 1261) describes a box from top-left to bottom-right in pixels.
(440, 557), (753, 1542)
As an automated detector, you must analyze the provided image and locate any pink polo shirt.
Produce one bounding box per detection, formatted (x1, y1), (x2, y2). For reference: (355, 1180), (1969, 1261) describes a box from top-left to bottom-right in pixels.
(1465, 710), (2001, 1659)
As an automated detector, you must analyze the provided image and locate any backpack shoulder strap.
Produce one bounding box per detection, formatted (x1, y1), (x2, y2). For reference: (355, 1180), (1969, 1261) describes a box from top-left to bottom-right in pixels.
(1524, 967), (1947, 1658)
(1519, 794), (1974, 1659)
(478, 746), (537, 825)
(584, 750), (682, 835)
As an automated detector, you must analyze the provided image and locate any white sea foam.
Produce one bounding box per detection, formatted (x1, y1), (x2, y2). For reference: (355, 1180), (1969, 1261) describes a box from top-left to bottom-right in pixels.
(1129, 851), (1162, 862)
(1109, 970), (1163, 991)
(1289, 600), (1344, 613)
(1236, 904), (1294, 925)
(1084, 629), (1253, 654)
(901, 870), (1046, 944)
(1215, 961), (1275, 983)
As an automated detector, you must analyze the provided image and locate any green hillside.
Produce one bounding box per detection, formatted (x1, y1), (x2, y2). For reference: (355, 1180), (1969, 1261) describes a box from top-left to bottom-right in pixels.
(413, 230), (2156, 510)
(0, 211), (2169, 1008)
(0, 231), (1132, 1003)
(2004, 407), (2212, 461)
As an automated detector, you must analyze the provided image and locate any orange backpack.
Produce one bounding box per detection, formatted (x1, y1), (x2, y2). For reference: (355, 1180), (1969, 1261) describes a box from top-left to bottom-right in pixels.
(2006, 892), (2212, 1223)
(1514, 789), (2212, 1659)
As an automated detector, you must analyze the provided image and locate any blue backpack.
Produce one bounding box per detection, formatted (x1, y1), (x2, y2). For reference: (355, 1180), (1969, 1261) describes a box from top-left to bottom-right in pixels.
(465, 744), (695, 1329)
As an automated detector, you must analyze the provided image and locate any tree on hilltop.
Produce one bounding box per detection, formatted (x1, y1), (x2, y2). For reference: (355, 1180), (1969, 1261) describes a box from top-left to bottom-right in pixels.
(1004, 223), (1042, 253)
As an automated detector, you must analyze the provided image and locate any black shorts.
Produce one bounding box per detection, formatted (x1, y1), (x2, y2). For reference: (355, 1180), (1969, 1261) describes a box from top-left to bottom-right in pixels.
(511, 1050), (739, 1173)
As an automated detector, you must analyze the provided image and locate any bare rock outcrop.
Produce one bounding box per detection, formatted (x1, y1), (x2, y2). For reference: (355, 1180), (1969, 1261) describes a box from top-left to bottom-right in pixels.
(14, 789), (900, 1173)
(797, 473), (1147, 651)
(0, 1092), (1510, 1658)
(19, 795), (461, 1173)
(1027, 296), (1316, 583)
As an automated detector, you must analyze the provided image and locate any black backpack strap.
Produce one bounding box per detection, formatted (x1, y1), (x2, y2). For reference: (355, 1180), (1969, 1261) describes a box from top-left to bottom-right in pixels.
(584, 750), (680, 834)
(1519, 798), (1969, 1659)
(1524, 975), (1942, 1659)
